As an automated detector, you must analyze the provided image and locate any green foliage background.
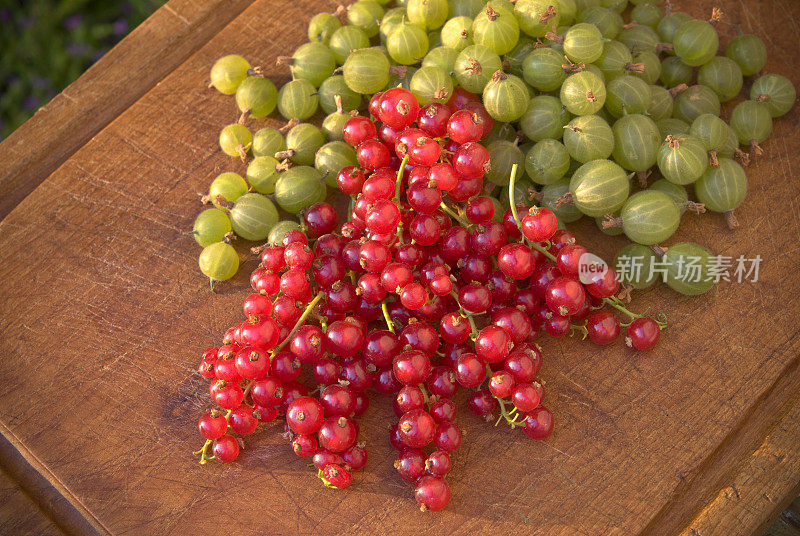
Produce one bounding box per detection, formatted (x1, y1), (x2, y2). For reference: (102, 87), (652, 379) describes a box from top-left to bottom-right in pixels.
(0, 0), (166, 140)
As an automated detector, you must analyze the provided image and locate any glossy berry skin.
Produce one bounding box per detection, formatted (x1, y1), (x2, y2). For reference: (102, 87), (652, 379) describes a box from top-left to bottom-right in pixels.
(545, 276), (586, 316)
(459, 283), (492, 313)
(415, 475), (451, 511)
(289, 325), (325, 364)
(467, 389), (498, 417)
(401, 282), (427, 310)
(313, 449), (344, 471)
(366, 199), (401, 234)
(556, 245), (588, 278)
(425, 450), (452, 476)
(242, 293), (272, 320)
(198, 411), (228, 440)
(357, 139), (392, 171)
(395, 386), (426, 416)
(337, 166), (365, 195)
(440, 312), (471, 344)
(523, 406), (554, 440)
(378, 87), (420, 129)
(286, 396), (324, 435)
(587, 311), (621, 345)
(320, 384), (356, 417)
(212, 435), (240, 463)
(489, 370), (516, 399)
(475, 325), (512, 364)
(504, 348), (541, 384)
(322, 463), (353, 489)
(343, 115), (377, 147)
(292, 434), (318, 457)
(212, 381), (244, 410)
(342, 445), (368, 471)
(512, 383), (541, 413)
(455, 352), (486, 388)
(430, 398), (457, 424)
(418, 102), (452, 137)
(466, 197), (495, 224)
(395, 448), (426, 482)
(325, 320), (365, 357)
(521, 207), (558, 242)
(453, 142), (490, 179)
(426, 366), (459, 398)
(434, 422), (462, 452)
(313, 358), (342, 385)
(250, 376), (284, 407)
(627, 318), (661, 350)
(498, 243), (536, 280)
(428, 162), (459, 191)
(544, 313), (571, 337)
(318, 416), (358, 453)
(584, 266), (620, 299)
(304, 202), (338, 238)
(363, 330), (401, 367)
(398, 409), (436, 448)
(229, 405), (259, 435)
(447, 110), (484, 144)
(491, 307), (532, 344)
(393, 350), (432, 386)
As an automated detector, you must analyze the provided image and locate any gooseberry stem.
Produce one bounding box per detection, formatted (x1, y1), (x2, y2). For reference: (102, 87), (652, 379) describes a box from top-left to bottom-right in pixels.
(439, 201), (468, 227)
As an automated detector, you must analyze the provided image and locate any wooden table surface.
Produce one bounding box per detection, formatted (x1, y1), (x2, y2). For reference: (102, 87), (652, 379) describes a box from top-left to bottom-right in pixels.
(1, 1), (799, 535)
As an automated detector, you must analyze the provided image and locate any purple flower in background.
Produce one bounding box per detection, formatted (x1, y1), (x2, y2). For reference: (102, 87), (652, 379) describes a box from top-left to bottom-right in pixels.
(23, 95), (39, 110)
(64, 14), (83, 31)
(31, 76), (50, 90)
(112, 18), (128, 36)
(19, 15), (34, 29)
(0, 9), (11, 23)
(66, 42), (90, 56)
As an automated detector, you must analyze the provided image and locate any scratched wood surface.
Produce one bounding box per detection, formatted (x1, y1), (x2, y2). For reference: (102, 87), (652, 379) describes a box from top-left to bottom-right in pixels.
(0, 1), (799, 535)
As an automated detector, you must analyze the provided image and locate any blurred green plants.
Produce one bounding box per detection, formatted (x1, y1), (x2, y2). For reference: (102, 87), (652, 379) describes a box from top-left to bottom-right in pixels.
(0, 0), (166, 140)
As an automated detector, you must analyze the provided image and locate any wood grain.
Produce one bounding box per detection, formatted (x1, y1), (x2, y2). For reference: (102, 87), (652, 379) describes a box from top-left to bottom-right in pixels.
(0, 466), (65, 536)
(0, 0), (255, 220)
(0, 0), (798, 535)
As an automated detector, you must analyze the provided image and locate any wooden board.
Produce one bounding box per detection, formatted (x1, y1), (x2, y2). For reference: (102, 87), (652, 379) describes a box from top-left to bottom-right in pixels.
(0, 0), (799, 534)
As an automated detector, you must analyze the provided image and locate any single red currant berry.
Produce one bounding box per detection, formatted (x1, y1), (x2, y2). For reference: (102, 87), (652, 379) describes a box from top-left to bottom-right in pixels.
(587, 310), (621, 345)
(286, 396), (324, 435)
(512, 383), (541, 413)
(234, 347), (270, 380)
(250, 376), (284, 407)
(418, 102), (452, 137)
(521, 206), (559, 242)
(465, 196), (495, 224)
(544, 313), (571, 337)
(556, 244), (588, 278)
(325, 319), (365, 357)
(212, 435), (240, 463)
(357, 139), (392, 171)
(426, 366), (459, 398)
(447, 110), (484, 144)
(400, 282), (427, 310)
(626, 317), (661, 351)
(429, 273), (453, 296)
(378, 87), (420, 129)
(318, 416), (358, 453)
(455, 352), (486, 388)
(440, 311), (471, 345)
(229, 404), (259, 435)
(545, 276), (586, 316)
(292, 434), (318, 457)
(428, 162), (459, 191)
(198, 411), (227, 440)
(463, 101), (493, 137)
(337, 166), (365, 196)
(433, 421), (462, 452)
(313, 449), (344, 471)
(392, 349), (432, 386)
(363, 329), (401, 367)
(368, 91), (384, 118)
(504, 347), (541, 383)
(322, 463), (353, 489)
(415, 475), (451, 511)
(453, 141), (490, 179)
(584, 266), (620, 299)
(523, 406), (554, 439)
(458, 282), (492, 313)
(212, 380), (244, 410)
(242, 293), (272, 321)
(475, 324), (512, 364)
(430, 398), (457, 424)
(342, 444), (368, 471)
(489, 370), (516, 399)
(398, 409), (436, 448)
(498, 243), (536, 280)
(343, 115), (377, 147)
(394, 448), (426, 482)
(467, 388), (497, 416)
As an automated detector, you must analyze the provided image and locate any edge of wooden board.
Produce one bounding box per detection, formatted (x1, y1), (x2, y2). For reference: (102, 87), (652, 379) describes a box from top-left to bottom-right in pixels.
(0, 0), (255, 220)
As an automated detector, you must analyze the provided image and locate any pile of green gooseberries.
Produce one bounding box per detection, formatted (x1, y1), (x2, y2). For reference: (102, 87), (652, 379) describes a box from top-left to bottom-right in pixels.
(194, 0), (795, 297)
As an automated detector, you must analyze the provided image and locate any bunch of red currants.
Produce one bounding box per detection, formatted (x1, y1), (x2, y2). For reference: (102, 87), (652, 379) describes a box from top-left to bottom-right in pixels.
(193, 87), (663, 512)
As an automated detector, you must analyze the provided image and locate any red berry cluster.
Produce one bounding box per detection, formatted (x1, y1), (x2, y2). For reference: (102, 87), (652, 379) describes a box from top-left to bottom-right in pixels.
(193, 88), (663, 512)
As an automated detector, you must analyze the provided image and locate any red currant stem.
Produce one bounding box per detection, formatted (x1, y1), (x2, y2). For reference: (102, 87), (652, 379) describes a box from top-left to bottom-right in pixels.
(381, 302), (395, 334)
(569, 323), (588, 340)
(439, 201), (470, 228)
(270, 291), (325, 355)
(507, 163), (557, 262)
(395, 154), (410, 200)
(193, 439), (213, 465)
(494, 397), (524, 428)
(418, 383), (431, 407)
